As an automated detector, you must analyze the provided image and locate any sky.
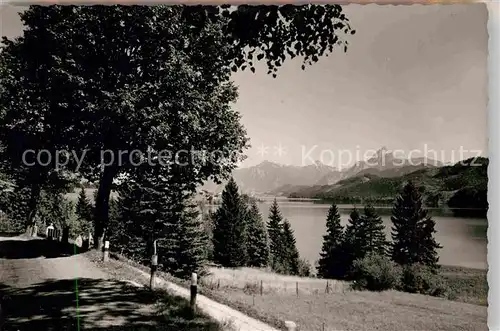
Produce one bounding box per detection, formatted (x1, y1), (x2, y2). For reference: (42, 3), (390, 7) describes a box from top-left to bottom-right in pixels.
(0, 4), (489, 168)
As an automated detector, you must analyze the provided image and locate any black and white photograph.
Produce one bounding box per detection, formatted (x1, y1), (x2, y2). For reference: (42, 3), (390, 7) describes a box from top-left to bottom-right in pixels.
(0, 4), (490, 331)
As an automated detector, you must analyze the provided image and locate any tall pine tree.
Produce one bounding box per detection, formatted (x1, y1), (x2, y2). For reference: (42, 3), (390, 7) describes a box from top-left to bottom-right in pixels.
(76, 187), (93, 235)
(342, 206), (390, 278)
(317, 203), (346, 279)
(110, 183), (147, 261)
(212, 178), (248, 267)
(76, 188), (92, 221)
(281, 219), (300, 275)
(162, 199), (209, 279)
(343, 208), (363, 264)
(245, 201), (270, 268)
(267, 198), (285, 272)
(360, 204), (389, 257)
(391, 181), (442, 270)
(111, 174), (209, 279)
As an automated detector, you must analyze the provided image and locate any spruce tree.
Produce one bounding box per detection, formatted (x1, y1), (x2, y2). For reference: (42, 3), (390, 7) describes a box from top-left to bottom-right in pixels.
(163, 200), (208, 279)
(112, 173), (210, 279)
(76, 187), (93, 235)
(317, 203), (346, 279)
(212, 178), (248, 267)
(360, 204), (389, 257)
(110, 183), (147, 261)
(76, 188), (92, 221)
(391, 181), (442, 270)
(267, 198), (285, 272)
(245, 201), (270, 268)
(281, 219), (300, 275)
(342, 208), (364, 277)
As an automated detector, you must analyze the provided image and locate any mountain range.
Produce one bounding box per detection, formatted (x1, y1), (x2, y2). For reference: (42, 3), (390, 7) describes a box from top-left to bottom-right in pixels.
(201, 147), (443, 195)
(287, 156), (488, 217)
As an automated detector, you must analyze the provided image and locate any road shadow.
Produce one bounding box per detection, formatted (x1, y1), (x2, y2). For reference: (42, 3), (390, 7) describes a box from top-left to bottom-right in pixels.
(0, 238), (85, 259)
(0, 278), (222, 331)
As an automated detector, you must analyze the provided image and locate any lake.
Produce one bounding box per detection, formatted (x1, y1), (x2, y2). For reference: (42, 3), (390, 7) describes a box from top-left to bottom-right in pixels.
(255, 198), (488, 270)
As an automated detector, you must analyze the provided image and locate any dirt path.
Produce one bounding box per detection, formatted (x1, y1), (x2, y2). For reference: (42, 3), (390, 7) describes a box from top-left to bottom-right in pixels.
(0, 236), (207, 330)
(0, 235), (281, 331)
(130, 266), (280, 331)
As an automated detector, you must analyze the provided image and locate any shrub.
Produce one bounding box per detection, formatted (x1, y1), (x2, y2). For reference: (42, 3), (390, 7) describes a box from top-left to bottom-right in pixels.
(398, 264), (448, 297)
(350, 253), (400, 291)
(243, 282), (260, 295)
(298, 258), (312, 277)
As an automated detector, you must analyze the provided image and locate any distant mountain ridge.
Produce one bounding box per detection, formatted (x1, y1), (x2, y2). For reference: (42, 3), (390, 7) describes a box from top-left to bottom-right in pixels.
(315, 147), (442, 186)
(287, 157), (488, 216)
(202, 159), (337, 195)
(202, 147), (443, 195)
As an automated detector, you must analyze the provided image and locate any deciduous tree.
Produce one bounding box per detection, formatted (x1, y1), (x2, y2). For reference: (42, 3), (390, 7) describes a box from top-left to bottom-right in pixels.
(0, 5), (354, 248)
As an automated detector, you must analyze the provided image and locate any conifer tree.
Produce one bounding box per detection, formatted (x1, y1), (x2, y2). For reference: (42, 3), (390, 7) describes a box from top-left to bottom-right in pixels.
(245, 201), (270, 268)
(281, 219), (300, 275)
(76, 188), (92, 221)
(111, 173), (210, 279)
(391, 181), (442, 270)
(341, 208), (367, 277)
(212, 178), (248, 267)
(360, 204), (389, 257)
(76, 187), (93, 234)
(317, 203), (346, 279)
(110, 183), (146, 261)
(267, 198), (285, 272)
(162, 200), (208, 279)
(342, 205), (390, 277)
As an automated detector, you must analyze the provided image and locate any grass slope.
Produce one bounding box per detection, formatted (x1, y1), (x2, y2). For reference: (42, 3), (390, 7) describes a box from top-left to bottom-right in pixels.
(101, 249), (487, 331)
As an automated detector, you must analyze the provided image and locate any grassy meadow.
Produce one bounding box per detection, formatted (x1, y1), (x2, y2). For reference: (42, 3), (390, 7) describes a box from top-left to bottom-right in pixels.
(104, 250), (487, 331)
(200, 266), (487, 331)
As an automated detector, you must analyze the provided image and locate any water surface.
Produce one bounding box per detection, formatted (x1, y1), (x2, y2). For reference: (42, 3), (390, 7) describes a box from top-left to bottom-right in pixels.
(256, 198), (487, 270)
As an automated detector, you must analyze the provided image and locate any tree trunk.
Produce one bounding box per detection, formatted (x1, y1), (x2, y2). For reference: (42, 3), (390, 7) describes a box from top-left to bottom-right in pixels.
(62, 226), (70, 244)
(25, 184), (41, 237)
(94, 166), (117, 250)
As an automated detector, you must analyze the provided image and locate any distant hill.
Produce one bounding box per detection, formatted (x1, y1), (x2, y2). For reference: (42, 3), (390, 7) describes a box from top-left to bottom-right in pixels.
(288, 157), (488, 217)
(315, 147), (442, 185)
(202, 147), (442, 195)
(202, 160), (337, 195)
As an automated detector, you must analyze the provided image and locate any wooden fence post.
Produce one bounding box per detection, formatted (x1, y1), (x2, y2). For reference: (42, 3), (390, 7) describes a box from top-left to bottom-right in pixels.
(150, 240), (158, 290)
(296, 281), (299, 297)
(326, 280), (330, 294)
(150, 254), (158, 290)
(103, 240), (110, 262)
(260, 280), (263, 296)
(284, 321), (297, 331)
(190, 272), (198, 314)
